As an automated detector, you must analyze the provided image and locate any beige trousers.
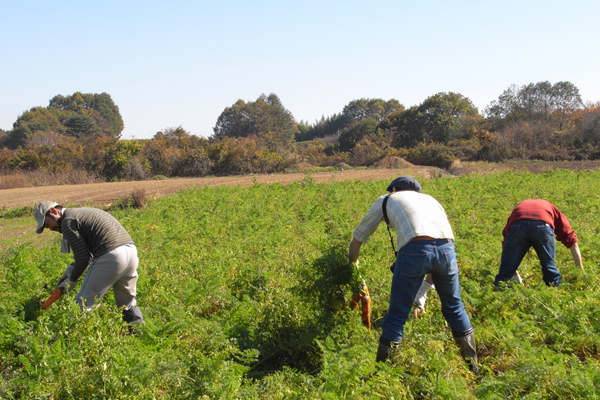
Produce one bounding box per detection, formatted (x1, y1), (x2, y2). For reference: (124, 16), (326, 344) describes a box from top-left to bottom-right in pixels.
(76, 243), (139, 310)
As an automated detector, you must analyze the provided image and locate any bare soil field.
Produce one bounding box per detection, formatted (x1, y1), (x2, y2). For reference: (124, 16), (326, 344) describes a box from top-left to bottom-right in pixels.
(0, 167), (432, 210)
(2, 160), (600, 210)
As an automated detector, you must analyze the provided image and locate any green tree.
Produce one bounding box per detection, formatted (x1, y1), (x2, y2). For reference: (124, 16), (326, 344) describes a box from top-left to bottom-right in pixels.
(485, 81), (583, 129)
(295, 113), (346, 142)
(102, 140), (143, 181)
(212, 93), (297, 149)
(338, 118), (379, 152)
(49, 92), (124, 137)
(296, 98), (403, 142)
(381, 92), (478, 148)
(7, 92), (124, 149)
(342, 98), (404, 124)
(7, 107), (69, 148)
(64, 114), (100, 138)
(552, 81), (584, 130)
(0, 129), (8, 148)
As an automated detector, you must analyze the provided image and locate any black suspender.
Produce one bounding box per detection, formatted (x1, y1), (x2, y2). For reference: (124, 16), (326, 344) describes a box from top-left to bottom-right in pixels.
(382, 194), (397, 256)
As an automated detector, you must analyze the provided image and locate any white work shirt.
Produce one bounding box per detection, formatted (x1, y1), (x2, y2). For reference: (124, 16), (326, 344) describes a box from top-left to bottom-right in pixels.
(353, 191), (454, 249)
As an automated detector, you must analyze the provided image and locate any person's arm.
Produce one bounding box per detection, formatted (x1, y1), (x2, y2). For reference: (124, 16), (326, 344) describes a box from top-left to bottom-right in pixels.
(569, 243), (583, 269)
(348, 237), (363, 265)
(425, 273), (433, 285)
(62, 220), (91, 281)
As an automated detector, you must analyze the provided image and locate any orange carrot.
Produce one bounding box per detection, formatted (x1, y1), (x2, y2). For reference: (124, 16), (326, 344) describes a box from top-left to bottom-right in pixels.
(361, 286), (371, 329)
(350, 292), (363, 311)
(42, 288), (63, 310)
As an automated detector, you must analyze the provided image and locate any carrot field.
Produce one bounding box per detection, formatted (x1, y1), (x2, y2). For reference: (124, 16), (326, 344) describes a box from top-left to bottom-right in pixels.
(1, 169), (600, 399)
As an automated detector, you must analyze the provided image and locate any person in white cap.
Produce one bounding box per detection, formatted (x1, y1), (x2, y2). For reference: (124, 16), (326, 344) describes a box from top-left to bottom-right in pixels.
(34, 201), (144, 323)
(348, 176), (478, 374)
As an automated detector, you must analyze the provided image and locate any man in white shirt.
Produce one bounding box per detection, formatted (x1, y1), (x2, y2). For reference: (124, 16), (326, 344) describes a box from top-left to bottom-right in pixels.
(348, 176), (478, 374)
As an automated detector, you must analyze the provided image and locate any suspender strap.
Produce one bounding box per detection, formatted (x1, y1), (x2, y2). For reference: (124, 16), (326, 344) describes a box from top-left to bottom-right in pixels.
(382, 194), (397, 256)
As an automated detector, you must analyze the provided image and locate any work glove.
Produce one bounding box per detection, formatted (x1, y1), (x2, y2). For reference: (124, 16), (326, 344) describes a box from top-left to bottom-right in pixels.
(511, 271), (523, 284)
(413, 280), (434, 319)
(57, 264), (74, 286)
(58, 278), (76, 293)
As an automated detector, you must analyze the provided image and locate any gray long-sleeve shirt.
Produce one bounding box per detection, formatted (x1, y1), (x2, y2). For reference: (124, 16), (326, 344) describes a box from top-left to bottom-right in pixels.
(60, 208), (134, 281)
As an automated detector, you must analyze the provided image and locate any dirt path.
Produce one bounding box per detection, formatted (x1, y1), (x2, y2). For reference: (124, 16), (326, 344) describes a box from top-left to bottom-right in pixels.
(0, 167), (437, 209)
(0, 167), (435, 250)
(3, 160), (600, 210)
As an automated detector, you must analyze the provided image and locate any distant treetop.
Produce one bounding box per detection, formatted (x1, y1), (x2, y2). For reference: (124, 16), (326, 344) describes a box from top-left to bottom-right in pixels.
(6, 91), (123, 149)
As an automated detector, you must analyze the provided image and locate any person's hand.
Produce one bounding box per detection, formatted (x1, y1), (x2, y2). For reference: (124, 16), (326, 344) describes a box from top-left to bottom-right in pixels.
(413, 293), (426, 319)
(58, 278), (76, 293)
(413, 280), (434, 319)
(413, 307), (425, 319)
(57, 264), (74, 286)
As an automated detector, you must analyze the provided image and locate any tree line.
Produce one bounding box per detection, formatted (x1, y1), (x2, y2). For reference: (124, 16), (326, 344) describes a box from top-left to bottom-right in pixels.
(1, 82), (599, 183)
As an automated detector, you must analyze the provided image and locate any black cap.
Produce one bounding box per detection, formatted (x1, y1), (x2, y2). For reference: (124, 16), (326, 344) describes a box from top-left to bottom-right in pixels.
(386, 176), (421, 193)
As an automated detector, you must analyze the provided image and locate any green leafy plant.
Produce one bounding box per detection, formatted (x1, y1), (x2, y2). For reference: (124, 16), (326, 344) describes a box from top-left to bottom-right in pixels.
(2, 169), (600, 398)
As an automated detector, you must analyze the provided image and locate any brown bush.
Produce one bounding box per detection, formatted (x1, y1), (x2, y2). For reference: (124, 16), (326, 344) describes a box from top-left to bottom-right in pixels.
(290, 162), (314, 172)
(130, 188), (147, 209)
(0, 169), (99, 189)
(0, 173), (31, 189)
(348, 138), (385, 166)
(374, 156), (414, 169)
(401, 142), (457, 169)
(335, 162), (350, 170)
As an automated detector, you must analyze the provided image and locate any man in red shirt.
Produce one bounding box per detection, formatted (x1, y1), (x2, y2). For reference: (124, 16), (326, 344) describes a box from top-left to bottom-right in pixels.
(494, 199), (583, 287)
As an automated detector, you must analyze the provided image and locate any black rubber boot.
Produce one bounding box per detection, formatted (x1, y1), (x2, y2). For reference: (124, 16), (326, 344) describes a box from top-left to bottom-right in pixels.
(376, 336), (400, 362)
(122, 305), (144, 324)
(453, 328), (479, 375)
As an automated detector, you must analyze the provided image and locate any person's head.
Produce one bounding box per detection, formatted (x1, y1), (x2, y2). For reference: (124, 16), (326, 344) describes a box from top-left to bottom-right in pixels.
(34, 201), (63, 234)
(386, 176), (421, 193)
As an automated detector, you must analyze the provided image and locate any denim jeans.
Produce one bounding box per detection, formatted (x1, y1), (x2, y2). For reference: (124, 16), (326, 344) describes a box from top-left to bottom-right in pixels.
(381, 240), (473, 343)
(494, 219), (561, 287)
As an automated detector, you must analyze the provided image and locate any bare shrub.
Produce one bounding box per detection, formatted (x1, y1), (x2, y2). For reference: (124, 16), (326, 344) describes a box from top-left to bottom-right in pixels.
(0, 169), (99, 189)
(130, 188), (147, 209)
(173, 154), (214, 177)
(123, 158), (150, 181)
(321, 134), (339, 146)
(348, 138), (385, 166)
(447, 159), (476, 176)
(0, 173), (31, 189)
(53, 170), (100, 185)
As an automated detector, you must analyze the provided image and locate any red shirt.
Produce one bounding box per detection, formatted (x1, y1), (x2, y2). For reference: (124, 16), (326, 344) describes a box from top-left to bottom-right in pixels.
(502, 199), (578, 248)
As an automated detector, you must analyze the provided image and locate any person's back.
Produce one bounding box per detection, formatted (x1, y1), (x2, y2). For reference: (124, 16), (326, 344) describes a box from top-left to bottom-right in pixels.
(353, 191), (454, 250)
(495, 199), (583, 287)
(348, 176), (479, 374)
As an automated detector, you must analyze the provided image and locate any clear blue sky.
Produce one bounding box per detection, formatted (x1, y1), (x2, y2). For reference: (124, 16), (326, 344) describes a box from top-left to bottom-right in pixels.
(1, 0), (599, 139)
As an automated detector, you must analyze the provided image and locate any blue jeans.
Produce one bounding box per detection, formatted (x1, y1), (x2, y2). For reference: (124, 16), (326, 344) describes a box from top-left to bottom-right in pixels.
(381, 240), (473, 343)
(495, 219), (561, 287)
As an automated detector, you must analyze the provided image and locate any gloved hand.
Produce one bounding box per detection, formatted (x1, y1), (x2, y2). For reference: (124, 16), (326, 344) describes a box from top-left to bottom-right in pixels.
(413, 280), (434, 319)
(57, 264), (74, 286)
(58, 278), (76, 293)
(511, 271), (523, 284)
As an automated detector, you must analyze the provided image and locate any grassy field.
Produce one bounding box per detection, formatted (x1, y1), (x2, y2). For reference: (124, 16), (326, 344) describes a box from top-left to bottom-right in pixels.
(1, 169), (600, 399)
